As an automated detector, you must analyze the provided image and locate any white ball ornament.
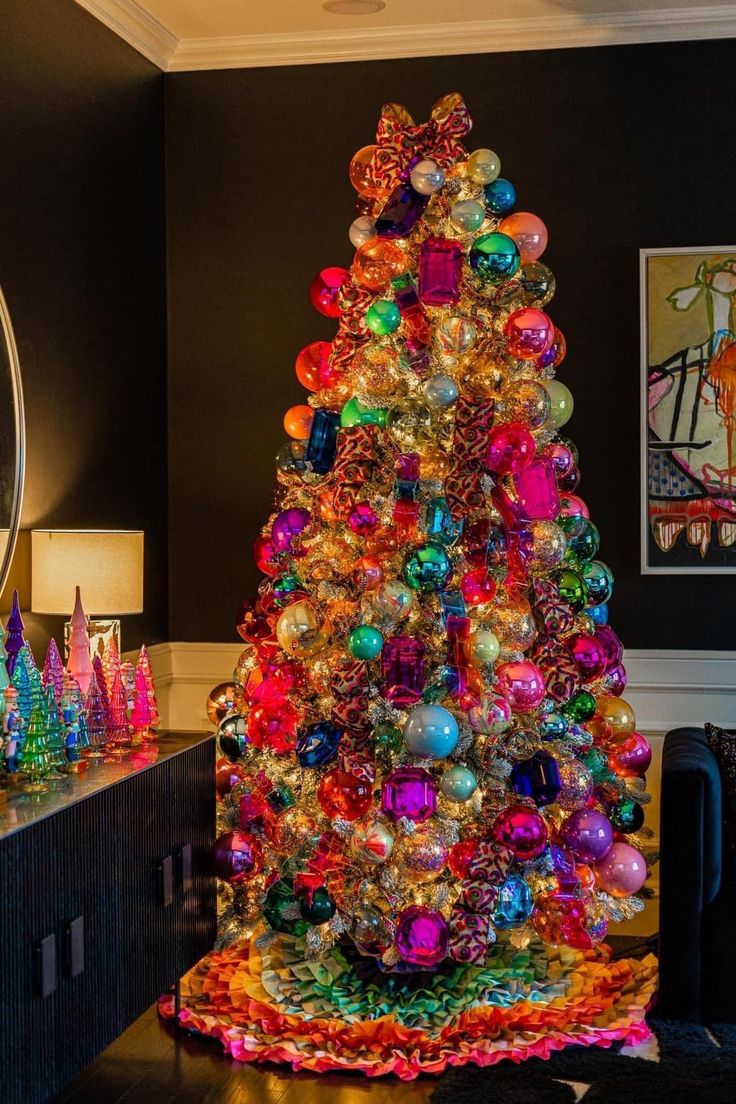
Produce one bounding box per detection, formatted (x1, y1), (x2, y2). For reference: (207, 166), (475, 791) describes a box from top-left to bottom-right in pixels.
(450, 199), (485, 234)
(422, 374), (459, 410)
(410, 158), (445, 195)
(372, 579), (414, 620)
(349, 215), (376, 249)
(467, 629), (500, 667)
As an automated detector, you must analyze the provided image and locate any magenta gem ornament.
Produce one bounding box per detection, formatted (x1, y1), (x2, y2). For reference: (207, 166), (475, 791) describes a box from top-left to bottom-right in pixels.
(395, 905), (449, 967)
(418, 238), (463, 306)
(381, 766), (436, 822)
(513, 457), (560, 521)
(381, 635), (425, 708)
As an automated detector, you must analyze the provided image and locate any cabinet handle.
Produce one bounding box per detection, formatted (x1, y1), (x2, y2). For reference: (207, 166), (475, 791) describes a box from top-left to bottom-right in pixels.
(65, 916), (85, 978)
(34, 934), (56, 998)
(159, 855), (173, 907)
(180, 843), (193, 895)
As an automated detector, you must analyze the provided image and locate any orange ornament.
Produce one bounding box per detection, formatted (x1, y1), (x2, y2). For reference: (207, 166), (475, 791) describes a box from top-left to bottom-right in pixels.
(353, 238), (408, 291)
(498, 212), (549, 264)
(348, 144), (381, 197)
(283, 404), (314, 440)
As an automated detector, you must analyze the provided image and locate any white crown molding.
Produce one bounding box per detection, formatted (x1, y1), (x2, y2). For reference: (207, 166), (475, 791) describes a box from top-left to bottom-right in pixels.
(73, 0), (176, 70)
(74, 2), (736, 72)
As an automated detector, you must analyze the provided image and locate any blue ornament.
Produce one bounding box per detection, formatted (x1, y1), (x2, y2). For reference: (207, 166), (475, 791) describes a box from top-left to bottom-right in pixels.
(305, 409), (341, 475)
(403, 542), (453, 593)
(425, 498), (463, 546)
(403, 704), (459, 760)
(511, 751), (561, 805)
(589, 602), (609, 626)
(440, 765), (477, 802)
(483, 177), (516, 215)
(438, 588), (467, 625)
(538, 712), (568, 740)
(296, 721), (343, 768)
(492, 874), (533, 929)
(422, 374), (459, 409)
(583, 560), (614, 605)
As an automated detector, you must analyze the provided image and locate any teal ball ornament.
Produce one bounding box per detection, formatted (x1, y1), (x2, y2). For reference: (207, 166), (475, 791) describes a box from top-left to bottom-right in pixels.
(440, 765), (477, 802)
(469, 232), (520, 284)
(299, 886), (336, 924)
(347, 624), (384, 660)
(492, 874), (533, 929)
(365, 300), (401, 336)
(583, 560), (614, 606)
(609, 798), (645, 833)
(538, 712), (568, 741)
(403, 542), (453, 592)
(403, 704), (459, 760)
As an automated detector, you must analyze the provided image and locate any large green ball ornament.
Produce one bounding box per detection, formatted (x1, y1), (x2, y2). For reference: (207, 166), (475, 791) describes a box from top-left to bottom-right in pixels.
(563, 690), (597, 723)
(565, 519), (600, 564)
(264, 880), (309, 936)
(609, 798), (645, 834)
(299, 886), (336, 924)
(440, 765), (478, 802)
(581, 745), (610, 782)
(403, 542), (453, 592)
(552, 567), (588, 612)
(583, 560), (614, 605)
(347, 624), (384, 660)
(544, 380), (574, 429)
(469, 232), (520, 284)
(365, 299), (401, 336)
(341, 396), (388, 428)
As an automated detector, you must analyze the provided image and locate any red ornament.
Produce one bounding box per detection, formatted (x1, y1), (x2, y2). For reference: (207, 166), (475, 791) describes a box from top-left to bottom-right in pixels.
(254, 535), (279, 577)
(309, 267), (351, 318)
(215, 758), (245, 798)
(460, 568), (496, 607)
(212, 831), (263, 884)
(295, 339), (334, 390)
(608, 731), (652, 777)
(236, 597), (272, 644)
(247, 699), (299, 754)
(448, 839), (479, 879)
(317, 769), (372, 821)
(504, 308), (555, 359)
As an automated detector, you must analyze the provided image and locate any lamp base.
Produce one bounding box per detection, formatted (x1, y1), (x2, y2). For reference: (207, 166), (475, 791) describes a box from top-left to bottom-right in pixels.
(64, 618), (121, 661)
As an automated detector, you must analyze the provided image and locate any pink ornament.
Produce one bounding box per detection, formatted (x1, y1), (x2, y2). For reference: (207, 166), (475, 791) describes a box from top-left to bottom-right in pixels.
(496, 661), (546, 712)
(504, 308), (555, 359)
(348, 503), (378, 536)
(560, 494), (590, 520)
(601, 664), (628, 696)
(460, 568), (496, 607)
(513, 457), (560, 520)
(295, 340), (335, 390)
(395, 905), (449, 967)
(569, 634), (607, 682)
(254, 535), (279, 576)
(498, 211), (549, 263)
(271, 507), (312, 554)
(491, 804), (548, 861)
(309, 266), (350, 318)
(560, 809), (613, 863)
(543, 441), (575, 479)
(595, 625), (624, 669)
(608, 731), (652, 777)
(594, 842), (647, 897)
(66, 586), (92, 696)
(486, 423), (535, 475)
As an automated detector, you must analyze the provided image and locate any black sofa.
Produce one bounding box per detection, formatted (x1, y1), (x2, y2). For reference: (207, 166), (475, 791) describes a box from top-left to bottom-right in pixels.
(658, 726), (736, 1022)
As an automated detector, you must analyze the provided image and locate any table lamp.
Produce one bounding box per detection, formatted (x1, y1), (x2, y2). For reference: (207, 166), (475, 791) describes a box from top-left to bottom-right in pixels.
(31, 529), (144, 656)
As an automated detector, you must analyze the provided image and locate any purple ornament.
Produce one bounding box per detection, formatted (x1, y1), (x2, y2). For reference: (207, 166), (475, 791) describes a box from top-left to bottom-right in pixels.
(418, 238), (463, 306)
(595, 625), (624, 670)
(560, 809), (613, 863)
(513, 457), (560, 521)
(405, 337), (431, 377)
(543, 441), (575, 480)
(212, 830), (263, 884)
(382, 766), (436, 822)
(395, 906), (448, 967)
(511, 751), (561, 806)
(602, 663), (628, 696)
(271, 508), (311, 553)
(375, 182), (428, 239)
(382, 635), (425, 708)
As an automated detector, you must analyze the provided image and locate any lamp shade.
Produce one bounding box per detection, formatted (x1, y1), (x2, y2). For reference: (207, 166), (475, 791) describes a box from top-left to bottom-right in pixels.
(31, 530), (144, 615)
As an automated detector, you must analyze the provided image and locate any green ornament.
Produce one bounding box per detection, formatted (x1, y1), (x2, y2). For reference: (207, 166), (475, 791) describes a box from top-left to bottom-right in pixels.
(365, 300), (401, 336)
(340, 396), (388, 428)
(373, 723), (403, 754)
(552, 567), (588, 612)
(263, 880), (309, 936)
(299, 886), (336, 924)
(609, 798), (645, 833)
(583, 560), (614, 605)
(403, 542), (453, 592)
(581, 745), (610, 782)
(564, 519), (600, 565)
(563, 689), (597, 723)
(469, 231), (520, 284)
(266, 783), (296, 814)
(17, 701), (52, 792)
(347, 624), (383, 660)
(272, 572), (303, 607)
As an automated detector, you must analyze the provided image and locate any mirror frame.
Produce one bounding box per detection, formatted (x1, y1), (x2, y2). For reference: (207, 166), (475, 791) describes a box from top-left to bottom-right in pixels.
(0, 288), (25, 597)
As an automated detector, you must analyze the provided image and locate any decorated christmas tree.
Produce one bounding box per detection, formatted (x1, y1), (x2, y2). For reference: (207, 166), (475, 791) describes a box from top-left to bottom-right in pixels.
(106, 667), (130, 751)
(164, 94), (657, 1076)
(84, 667), (107, 759)
(17, 670), (51, 792)
(67, 586), (92, 695)
(138, 645), (160, 729)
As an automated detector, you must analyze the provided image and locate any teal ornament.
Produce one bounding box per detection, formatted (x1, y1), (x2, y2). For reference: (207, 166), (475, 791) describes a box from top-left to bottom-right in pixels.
(538, 712), (568, 740)
(373, 723), (403, 754)
(469, 232), (520, 284)
(403, 542), (453, 592)
(483, 177), (516, 215)
(340, 397), (388, 428)
(589, 602), (609, 626)
(425, 497), (463, 546)
(422, 374), (459, 409)
(403, 704), (459, 760)
(609, 798), (645, 833)
(492, 874), (533, 929)
(299, 886), (336, 924)
(440, 765), (477, 802)
(581, 746), (611, 783)
(365, 299), (401, 336)
(564, 519), (600, 564)
(266, 783), (296, 813)
(264, 880), (309, 936)
(348, 624), (383, 660)
(583, 560), (614, 605)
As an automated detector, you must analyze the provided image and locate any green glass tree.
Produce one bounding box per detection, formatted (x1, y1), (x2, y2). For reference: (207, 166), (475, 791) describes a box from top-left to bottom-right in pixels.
(11, 653), (31, 731)
(45, 684), (67, 773)
(17, 695), (52, 793)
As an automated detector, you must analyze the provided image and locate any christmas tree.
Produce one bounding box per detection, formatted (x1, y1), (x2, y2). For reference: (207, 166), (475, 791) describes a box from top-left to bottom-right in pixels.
(137, 645), (159, 729)
(42, 638), (65, 704)
(61, 672), (89, 770)
(84, 667), (107, 759)
(106, 666), (130, 751)
(164, 94), (656, 1075)
(129, 663), (151, 742)
(67, 586), (92, 695)
(5, 589), (26, 678)
(18, 670), (51, 792)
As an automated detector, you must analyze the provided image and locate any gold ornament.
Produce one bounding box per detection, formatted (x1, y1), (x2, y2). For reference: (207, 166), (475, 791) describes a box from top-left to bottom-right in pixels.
(386, 399), (433, 449)
(524, 520), (567, 572)
(353, 344), (407, 401)
(206, 682), (239, 726)
(420, 443), (451, 480)
(501, 378), (551, 428)
(393, 826), (449, 884)
(489, 595), (537, 651)
(275, 601), (328, 657)
(274, 807), (319, 850)
(457, 346), (506, 400)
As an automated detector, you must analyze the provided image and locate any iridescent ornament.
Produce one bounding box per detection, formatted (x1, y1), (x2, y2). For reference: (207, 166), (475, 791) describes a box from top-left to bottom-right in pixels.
(450, 199), (485, 233)
(381, 766), (436, 822)
(403, 542), (453, 592)
(395, 826), (449, 883)
(483, 177), (516, 215)
(348, 502), (379, 536)
(395, 906), (449, 967)
(309, 267), (350, 318)
(594, 842), (647, 897)
(467, 148), (501, 185)
(438, 316), (476, 354)
(495, 661), (546, 712)
(469, 692), (512, 735)
(505, 308), (555, 359)
(365, 299), (401, 335)
(467, 629), (500, 667)
(410, 158), (445, 194)
(352, 819), (395, 864)
(353, 237), (408, 290)
(511, 751), (561, 805)
(544, 380), (574, 429)
(560, 809), (613, 863)
(469, 232), (520, 284)
(349, 215), (376, 249)
(217, 712), (248, 762)
(275, 601), (325, 658)
(422, 374), (459, 409)
(296, 720), (343, 767)
(492, 874), (533, 929)
(403, 703), (459, 760)
(498, 211), (548, 263)
(440, 764), (478, 802)
(583, 560), (614, 605)
(556, 757), (594, 809)
(347, 624), (383, 660)
(486, 422), (535, 474)
(491, 804), (548, 861)
(207, 682), (238, 725)
(213, 831), (263, 884)
(372, 580), (414, 620)
(538, 711), (568, 740)
(317, 769), (372, 821)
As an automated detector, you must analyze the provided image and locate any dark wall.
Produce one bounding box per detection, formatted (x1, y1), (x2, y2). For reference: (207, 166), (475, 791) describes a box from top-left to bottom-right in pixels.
(166, 40), (734, 649)
(1, 0), (167, 656)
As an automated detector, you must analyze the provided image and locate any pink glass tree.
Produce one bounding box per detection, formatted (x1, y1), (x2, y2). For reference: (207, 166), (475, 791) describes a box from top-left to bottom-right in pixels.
(106, 667), (130, 752)
(67, 586), (92, 695)
(138, 645), (160, 730)
(5, 589), (26, 678)
(93, 654), (111, 725)
(102, 637), (121, 695)
(129, 663), (152, 743)
(84, 667), (107, 759)
(42, 638), (65, 704)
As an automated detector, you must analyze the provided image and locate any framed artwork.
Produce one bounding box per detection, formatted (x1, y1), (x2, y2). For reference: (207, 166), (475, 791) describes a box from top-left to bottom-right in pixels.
(641, 245), (736, 573)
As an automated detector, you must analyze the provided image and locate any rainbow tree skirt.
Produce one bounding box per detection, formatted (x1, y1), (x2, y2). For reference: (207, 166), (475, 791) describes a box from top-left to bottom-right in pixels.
(159, 933), (657, 1079)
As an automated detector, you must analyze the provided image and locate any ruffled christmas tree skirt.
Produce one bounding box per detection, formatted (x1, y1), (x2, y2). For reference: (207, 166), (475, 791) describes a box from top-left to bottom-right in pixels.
(158, 933), (658, 1079)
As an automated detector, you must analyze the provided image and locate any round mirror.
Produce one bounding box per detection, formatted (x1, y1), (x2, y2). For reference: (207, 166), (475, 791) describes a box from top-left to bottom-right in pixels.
(0, 288), (25, 596)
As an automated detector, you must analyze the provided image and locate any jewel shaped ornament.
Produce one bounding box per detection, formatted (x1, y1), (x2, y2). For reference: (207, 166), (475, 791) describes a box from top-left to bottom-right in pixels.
(381, 766), (436, 822)
(511, 751), (561, 805)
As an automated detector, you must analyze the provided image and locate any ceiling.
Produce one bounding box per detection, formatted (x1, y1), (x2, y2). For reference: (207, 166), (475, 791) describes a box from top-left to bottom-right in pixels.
(74, 0), (736, 71)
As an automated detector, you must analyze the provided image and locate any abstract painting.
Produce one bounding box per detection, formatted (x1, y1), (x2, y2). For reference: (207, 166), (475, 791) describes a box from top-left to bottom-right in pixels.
(641, 246), (736, 573)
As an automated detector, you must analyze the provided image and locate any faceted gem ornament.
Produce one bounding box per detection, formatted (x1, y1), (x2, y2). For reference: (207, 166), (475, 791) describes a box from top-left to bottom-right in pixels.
(317, 770), (372, 821)
(264, 880), (309, 937)
(403, 542), (453, 592)
(381, 766), (436, 822)
(296, 720), (343, 768)
(395, 906), (449, 967)
(491, 805), (549, 861)
(403, 704), (459, 760)
(375, 181), (428, 239)
(513, 458), (560, 521)
(306, 409), (341, 474)
(493, 874), (534, 929)
(469, 232), (520, 284)
(511, 751), (561, 806)
(347, 624), (383, 660)
(419, 239), (463, 305)
(440, 765), (477, 802)
(382, 635), (425, 707)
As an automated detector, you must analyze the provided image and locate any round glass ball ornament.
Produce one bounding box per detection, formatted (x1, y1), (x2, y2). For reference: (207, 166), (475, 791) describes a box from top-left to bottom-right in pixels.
(349, 215), (376, 249)
(493, 874), (533, 929)
(299, 886), (336, 925)
(215, 758), (245, 797)
(352, 818), (395, 864)
(348, 502), (378, 536)
(438, 316), (476, 355)
(208, 683), (238, 726)
(460, 567), (496, 607)
(317, 769), (372, 821)
(283, 404), (313, 440)
(276, 439), (309, 475)
(295, 340), (332, 391)
(467, 148), (501, 185)
(309, 267), (350, 318)
(469, 232), (520, 284)
(410, 158), (445, 194)
(365, 299), (401, 336)
(501, 379), (551, 429)
(486, 422), (535, 474)
(467, 628), (500, 667)
(422, 374), (459, 409)
(491, 804), (549, 861)
(538, 711), (568, 740)
(569, 633), (607, 681)
(395, 826), (449, 883)
(544, 380), (574, 429)
(213, 830), (263, 884)
(340, 396), (388, 428)
(498, 211), (549, 263)
(608, 731), (652, 777)
(560, 809), (613, 863)
(556, 757), (594, 809)
(348, 144), (380, 196)
(495, 661), (546, 713)
(403, 704), (459, 760)
(372, 579), (414, 619)
(594, 842), (647, 897)
(536, 326), (567, 370)
(448, 839), (478, 879)
(271, 507), (311, 554)
(254, 534), (279, 576)
(583, 560), (614, 606)
(483, 177), (516, 215)
(217, 712), (248, 762)
(609, 798), (645, 834)
(553, 567), (589, 612)
(440, 764), (478, 802)
(505, 308), (555, 359)
(596, 694), (636, 734)
(403, 542), (453, 592)
(347, 624), (383, 660)
(450, 199), (485, 234)
(519, 261), (556, 306)
(275, 600), (324, 657)
(353, 237), (408, 290)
